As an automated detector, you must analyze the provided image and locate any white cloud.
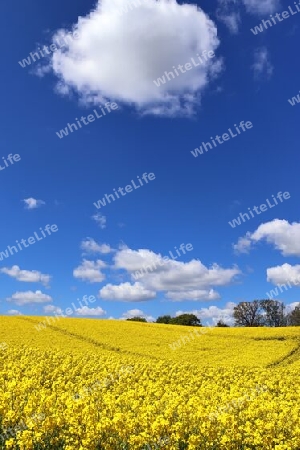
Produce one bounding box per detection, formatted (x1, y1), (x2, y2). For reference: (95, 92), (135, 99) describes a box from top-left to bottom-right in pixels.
(76, 306), (106, 316)
(216, 1), (241, 34)
(243, 0), (280, 15)
(81, 238), (112, 254)
(92, 213), (107, 229)
(234, 219), (300, 257)
(23, 198), (45, 209)
(166, 289), (220, 301)
(219, 12), (240, 33)
(7, 309), (23, 316)
(251, 219), (300, 255)
(73, 259), (106, 283)
(217, 0), (279, 33)
(7, 290), (52, 306)
(267, 263), (300, 286)
(0, 265), (51, 286)
(252, 47), (273, 79)
(100, 247), (241, 302)
(176, 301), (236, 326)
(99, 282), (156, 301)
(43, 305), (63, 314)
(43, 0), (221, 116)
(121, 308), (155, 322)
(114, 247), (240, 292)
(286, 302), (300, 313)
(233, 232), (253, 254)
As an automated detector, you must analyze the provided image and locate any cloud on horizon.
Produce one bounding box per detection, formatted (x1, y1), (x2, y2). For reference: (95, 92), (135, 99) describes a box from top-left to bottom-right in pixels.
(75, 306), (106, 316)
(121, 308), (155, 322)
(175, 301), (237, 326)
(7, 290), (52, 306)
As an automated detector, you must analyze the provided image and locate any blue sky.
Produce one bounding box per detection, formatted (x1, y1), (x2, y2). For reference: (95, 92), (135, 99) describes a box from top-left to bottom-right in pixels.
(0, 0), (300, 324)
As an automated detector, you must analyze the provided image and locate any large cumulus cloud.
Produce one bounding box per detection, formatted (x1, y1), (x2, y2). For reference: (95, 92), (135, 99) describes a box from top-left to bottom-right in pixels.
(43, 0), (221, 116)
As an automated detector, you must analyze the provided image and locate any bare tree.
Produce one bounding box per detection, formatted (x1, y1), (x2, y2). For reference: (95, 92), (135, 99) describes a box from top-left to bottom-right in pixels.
(287, 305), (300, 326)
(260, 300), (286, 327)
(233, 301), (263, 327)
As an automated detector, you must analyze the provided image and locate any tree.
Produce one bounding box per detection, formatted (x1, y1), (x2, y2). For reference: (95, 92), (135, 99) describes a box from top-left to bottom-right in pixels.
(156, 315), (172, 324)
(233, 301), (263, 327)
(216, 320), (229, 327)
(287, 305), (300, 326)
(169, 314), (202, 327)
(260, 300), (286, 327)
(126, 317), (147, 322)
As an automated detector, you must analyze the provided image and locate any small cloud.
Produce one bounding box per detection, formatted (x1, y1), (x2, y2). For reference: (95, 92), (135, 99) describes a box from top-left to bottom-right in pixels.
(166, 289), (220, 301)
(0, 265), (51, 287)
(7, 290), (52, 306)
(286, 302), (300, 313)
(7, 309), (23, 316)
(252, 47), (273, 80)
(216, 1), (241, 34)
(243, 0), (280, 15)
(219, 12), (241, 33)
(233, 233), (253, 254)
(266, 263), (300, 286)
(76, 306), (106, 316)
(121, 308), (155, 322)
(99, 282), (156, 302)
(73, 259), (106, 283)
(175, 301), (236, 326)
(81, 238), (112, 254)
(92, 213), (107, 229)
(217, 0), (279, 33)
(23, 198), (45, 210)
(43, 305), (62, 314)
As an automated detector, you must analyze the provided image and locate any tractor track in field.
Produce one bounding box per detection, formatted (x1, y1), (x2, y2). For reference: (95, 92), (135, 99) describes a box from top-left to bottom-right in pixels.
(19, 316), (160, 361)
(267, 338), (300, 368)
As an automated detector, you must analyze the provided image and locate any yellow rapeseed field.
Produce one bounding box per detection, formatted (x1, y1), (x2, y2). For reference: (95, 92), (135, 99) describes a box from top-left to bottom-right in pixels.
(0, 316), (299, 449)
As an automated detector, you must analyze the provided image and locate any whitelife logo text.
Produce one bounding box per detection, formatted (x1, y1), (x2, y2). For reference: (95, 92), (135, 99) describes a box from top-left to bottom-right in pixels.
(288, 90), (300, 106)
(56, 102), (118, 139)
(191, 121), (253, 157)
(93, 173), (156, 209)
(0, 153), (21, 173)
(228, 191), (291, 228)
(0, 224), (58, 261)
(250, 3), (300, 35)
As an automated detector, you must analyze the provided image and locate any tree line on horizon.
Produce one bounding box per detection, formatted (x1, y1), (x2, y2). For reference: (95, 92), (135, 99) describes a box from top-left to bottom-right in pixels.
(126, 300), (300, 327)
